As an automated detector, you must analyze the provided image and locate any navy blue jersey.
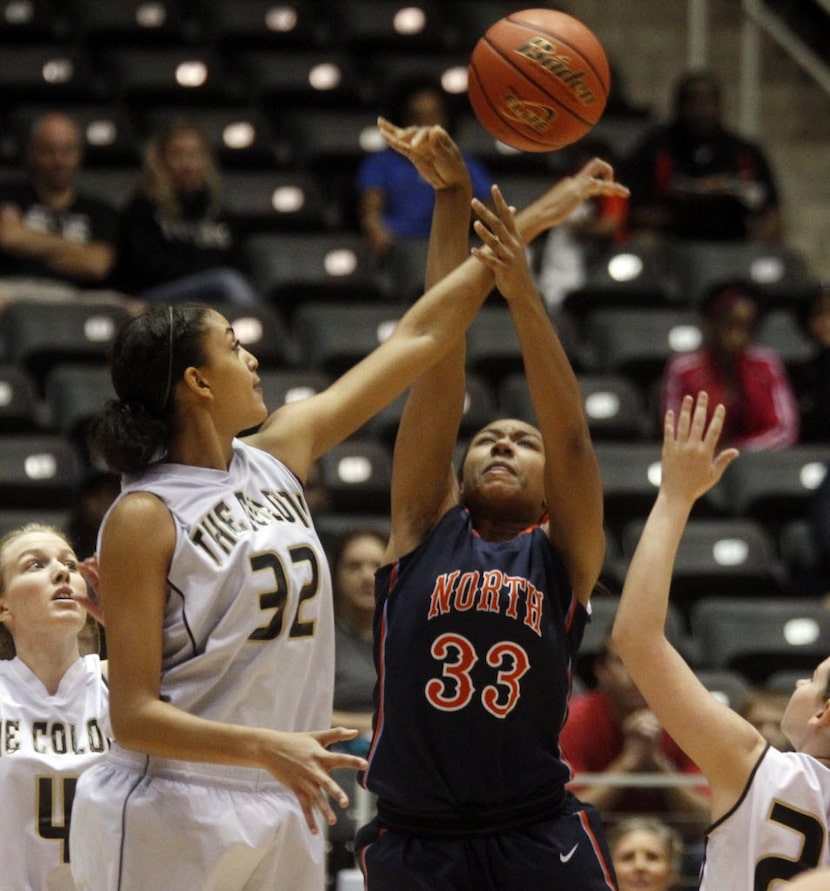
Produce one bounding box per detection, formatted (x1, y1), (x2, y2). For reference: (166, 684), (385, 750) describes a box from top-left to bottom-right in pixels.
(364, 504), (586, 813)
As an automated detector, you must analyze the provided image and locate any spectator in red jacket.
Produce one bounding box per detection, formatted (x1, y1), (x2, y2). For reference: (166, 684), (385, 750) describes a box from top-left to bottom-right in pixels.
(660, 279), (799, 450)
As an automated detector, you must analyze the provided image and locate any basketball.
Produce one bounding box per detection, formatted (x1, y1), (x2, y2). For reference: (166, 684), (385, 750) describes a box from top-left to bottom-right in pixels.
(467, 8), (610, 153)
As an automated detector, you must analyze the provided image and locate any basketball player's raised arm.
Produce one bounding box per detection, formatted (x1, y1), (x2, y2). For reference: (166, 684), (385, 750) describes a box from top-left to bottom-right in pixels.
(377, 121), (475, 561)
(612, 393), (768, 821)
(470, 160), (628, 605)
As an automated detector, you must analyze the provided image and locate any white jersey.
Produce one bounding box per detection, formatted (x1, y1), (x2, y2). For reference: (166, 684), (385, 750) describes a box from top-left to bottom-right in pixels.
(110, 439), (334, 755)
(0, 654), (109, 891)
(702, 745), (830, 890)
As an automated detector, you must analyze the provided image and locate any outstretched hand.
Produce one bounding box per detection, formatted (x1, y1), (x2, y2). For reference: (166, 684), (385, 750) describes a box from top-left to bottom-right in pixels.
(529, 156), (630, 231)
(377, 116), (471, 192)
(470, 184), (535, 303)
(661, 392), (740, 506)
(262, 727), (368, 833)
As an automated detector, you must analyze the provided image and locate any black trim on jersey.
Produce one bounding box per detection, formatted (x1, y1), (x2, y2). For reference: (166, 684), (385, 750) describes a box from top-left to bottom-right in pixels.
(116, 758), (151, 891)
(168, 579), (198, 656)
(705, 741), (771, 836)
(376, 788), (567, 837)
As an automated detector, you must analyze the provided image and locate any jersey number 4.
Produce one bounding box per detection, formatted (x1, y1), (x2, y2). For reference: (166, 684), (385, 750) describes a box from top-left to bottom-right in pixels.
(425, 632), (530, 718)
(37, 775), (77, 863)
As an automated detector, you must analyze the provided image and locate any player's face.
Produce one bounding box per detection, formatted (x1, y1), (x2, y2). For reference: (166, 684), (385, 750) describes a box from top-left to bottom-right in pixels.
(781, 657), (830, 751)
(194, 310), (266, 434)
(461, 420), (546, 517)
(612, 829), (675, 891)
(0, 531), (87, 641)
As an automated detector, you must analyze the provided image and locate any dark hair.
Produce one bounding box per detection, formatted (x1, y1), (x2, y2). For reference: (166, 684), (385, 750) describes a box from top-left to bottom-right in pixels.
(330, 527), (387, 578)
(672, 69), (721, 116)
(796, 281), (830, 337)
(89, 303), (211, 474)
(383, 74), (457, 134)
(701, 278), (766, 320)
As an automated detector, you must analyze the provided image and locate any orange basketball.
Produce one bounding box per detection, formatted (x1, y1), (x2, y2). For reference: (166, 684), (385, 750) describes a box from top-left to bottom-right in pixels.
(467, 8), (610, 153)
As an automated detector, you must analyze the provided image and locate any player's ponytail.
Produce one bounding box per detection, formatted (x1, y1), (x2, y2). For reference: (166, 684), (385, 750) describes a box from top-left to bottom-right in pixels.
(89, 303), (210, 474)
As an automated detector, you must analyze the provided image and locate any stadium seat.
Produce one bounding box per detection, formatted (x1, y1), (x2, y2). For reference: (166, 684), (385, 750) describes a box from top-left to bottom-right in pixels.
(257, 369), (332, 410)
(0, 434), (83, 508)
(204, 302), (300, 369)
(706, 448), (829, 529)
(0, 43), (96, 102)
(140, 104), (288, 169)
(465, 306), (525, 386)
(690, 597), (830, 683)
(593, 442), (663, 530)
(198, 0), (327, 50)
(778, 518), (824, 597)
(361, 371), (497, 445)
(0, 0), (71, 44)
(317, 437), (393, 514)
(0, 364), (41, 432)
(72, 0), (194, 46)
(620, 517), (786, 608)
(222, 169), (336, 233)
(244, 232), (385, 319)
(580, 307), (703, 388)
(498, 371), (654, 440)
(291, 302), (402, 377)
(670, 239), (812, 308)
(756, 307), (815, 370)
(98, 45), (231, 106)
(561, 240), (680, 318)
(331, 1), (451, 52)
(0, 301), (130, 391)
(237, 47), (369, 109)
(42, 364), (114, 456)
(694, 668), (750, 711)
(274, 106), (384, 172)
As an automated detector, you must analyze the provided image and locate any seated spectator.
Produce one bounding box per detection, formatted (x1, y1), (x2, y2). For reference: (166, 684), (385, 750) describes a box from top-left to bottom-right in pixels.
(739, 686), (793, 752)
(791, 282), (830, 443)
(559, 635), (709, 830)
(331, 528), (386, 755)
(661, 279), (799, 449)
(0, 112), (128, 313)
(115, 118), (261, 306)
(607, 816), (684, 891)
(621, 70), (781, 242)
(356, 74), (492, 263)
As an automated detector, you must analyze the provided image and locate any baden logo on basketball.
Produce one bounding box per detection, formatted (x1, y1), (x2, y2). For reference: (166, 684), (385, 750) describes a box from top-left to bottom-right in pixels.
(516, 37), (599, 107)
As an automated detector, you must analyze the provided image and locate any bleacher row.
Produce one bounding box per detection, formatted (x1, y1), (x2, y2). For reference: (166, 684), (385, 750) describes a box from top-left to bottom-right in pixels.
(0, 0), (828, 697)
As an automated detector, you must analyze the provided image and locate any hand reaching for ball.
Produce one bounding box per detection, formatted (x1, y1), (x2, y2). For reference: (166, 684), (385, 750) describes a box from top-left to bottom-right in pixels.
(377, 117), (472, 193)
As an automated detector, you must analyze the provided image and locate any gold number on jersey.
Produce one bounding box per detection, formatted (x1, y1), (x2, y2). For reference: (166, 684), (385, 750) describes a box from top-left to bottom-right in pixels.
(248, 547), (320, 641)
(755, 800), (824, 889)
